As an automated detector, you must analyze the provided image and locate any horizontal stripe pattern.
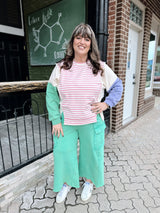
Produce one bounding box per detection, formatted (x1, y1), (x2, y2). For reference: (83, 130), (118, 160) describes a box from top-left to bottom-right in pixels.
(58, 61), (102, 125)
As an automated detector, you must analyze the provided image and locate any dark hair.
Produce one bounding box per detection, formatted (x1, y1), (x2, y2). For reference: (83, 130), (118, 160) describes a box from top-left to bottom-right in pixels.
(59, 23), (103, 75)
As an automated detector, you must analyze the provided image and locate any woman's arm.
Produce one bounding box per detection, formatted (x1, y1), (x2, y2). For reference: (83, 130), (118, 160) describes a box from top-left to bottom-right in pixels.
(46, 64), (64, 137)
(102, 62), (123, 108)
(46, 83), (61, 125)
(91, 63), (123, 114)
(104, 78), (123, 108)
(46, 83), (64, 137)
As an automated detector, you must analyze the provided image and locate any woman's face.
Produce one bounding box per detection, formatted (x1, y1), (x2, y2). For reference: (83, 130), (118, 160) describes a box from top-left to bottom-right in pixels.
(73, 34), (91, 58)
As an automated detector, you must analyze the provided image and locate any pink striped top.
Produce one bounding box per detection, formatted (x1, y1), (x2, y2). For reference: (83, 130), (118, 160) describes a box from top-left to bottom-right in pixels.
(58, 61), (102, 125)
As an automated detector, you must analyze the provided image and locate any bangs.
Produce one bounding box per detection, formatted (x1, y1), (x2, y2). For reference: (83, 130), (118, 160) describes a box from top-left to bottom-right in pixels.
(74, 25), (92, 39)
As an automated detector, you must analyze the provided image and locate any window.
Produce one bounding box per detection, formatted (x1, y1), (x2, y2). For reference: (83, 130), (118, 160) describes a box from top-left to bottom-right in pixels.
(146, 33), (156, 88)
(130, 2), (143, 26)
(154, 37), (160, 82)
(0, 0), (22, 28)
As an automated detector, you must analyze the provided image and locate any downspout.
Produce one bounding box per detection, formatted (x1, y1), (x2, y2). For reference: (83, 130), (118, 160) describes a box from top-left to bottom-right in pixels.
(95, 0), (110, 90)
(87, 0), (109, 62)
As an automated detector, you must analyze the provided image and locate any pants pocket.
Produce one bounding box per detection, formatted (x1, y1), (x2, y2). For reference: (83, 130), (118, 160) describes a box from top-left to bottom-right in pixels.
(93, 116), (106, 151)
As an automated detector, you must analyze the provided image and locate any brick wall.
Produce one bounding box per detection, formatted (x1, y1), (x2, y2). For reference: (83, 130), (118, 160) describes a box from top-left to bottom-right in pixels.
(107, 0), (117, 70)
(133, 0), (160, 117)
(139, 96), (155, 116)
(139, 0), (160, 19)
(137, 0), (160, 116)
(107, 0), (160, 132)
(108, 0), (130, 132)
(137, 8), (153, 116)
(145, 0), (160, 20)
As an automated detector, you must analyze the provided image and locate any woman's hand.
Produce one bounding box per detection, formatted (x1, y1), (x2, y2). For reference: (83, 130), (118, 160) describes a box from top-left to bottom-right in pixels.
(52, 123), (64, 138)
(91, 102), (109, 114)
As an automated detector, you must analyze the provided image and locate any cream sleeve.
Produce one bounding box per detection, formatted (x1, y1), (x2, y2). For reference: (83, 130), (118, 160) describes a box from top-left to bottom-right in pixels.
(48, 63), (61, 87)
(101, 61), (118, 91)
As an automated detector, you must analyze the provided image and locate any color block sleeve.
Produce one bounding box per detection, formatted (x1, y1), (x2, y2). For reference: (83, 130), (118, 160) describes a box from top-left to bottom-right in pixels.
(48, 63), (61, 87)
(46, 64), (61, 125)
(101, 62), (123, 108)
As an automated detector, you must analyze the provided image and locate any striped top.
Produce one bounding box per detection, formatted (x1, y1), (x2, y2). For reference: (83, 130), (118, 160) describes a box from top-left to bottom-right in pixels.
(58, 61), (102, 125)
(48, 60), (122, 126)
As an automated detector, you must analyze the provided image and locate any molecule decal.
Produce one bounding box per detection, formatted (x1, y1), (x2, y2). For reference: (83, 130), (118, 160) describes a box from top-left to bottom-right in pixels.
(32, 13), (65, 57)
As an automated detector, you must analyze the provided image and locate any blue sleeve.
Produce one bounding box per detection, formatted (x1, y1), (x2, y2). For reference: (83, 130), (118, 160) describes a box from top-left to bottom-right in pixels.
(104, 78), (123, 108)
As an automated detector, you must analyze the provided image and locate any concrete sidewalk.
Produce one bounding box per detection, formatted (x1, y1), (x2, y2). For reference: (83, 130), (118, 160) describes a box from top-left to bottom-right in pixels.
(2, 97), (160, 213)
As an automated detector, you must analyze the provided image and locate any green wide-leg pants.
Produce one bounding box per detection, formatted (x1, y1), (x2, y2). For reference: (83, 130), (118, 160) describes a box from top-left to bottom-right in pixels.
(53, 114), (106, 192)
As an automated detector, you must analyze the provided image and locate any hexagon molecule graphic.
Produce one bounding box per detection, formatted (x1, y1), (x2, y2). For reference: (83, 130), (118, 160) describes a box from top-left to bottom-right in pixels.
(32, 12), (64, 57)
(39, 23), (51, 47)
(33, 23), (51, 57)
(51, 13), (64, 45)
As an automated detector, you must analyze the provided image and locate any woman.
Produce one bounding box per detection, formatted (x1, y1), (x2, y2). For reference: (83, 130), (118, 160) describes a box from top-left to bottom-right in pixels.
(46, 23), (123, 203)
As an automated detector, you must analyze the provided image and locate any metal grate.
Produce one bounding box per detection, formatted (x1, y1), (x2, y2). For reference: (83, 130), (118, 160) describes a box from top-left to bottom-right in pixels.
(0, 93), (53, 178)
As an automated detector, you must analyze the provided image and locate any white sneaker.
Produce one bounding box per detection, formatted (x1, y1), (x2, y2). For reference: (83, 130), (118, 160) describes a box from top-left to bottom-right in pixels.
(81, 182), (93, 201)
(56, 184), (71, 203)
